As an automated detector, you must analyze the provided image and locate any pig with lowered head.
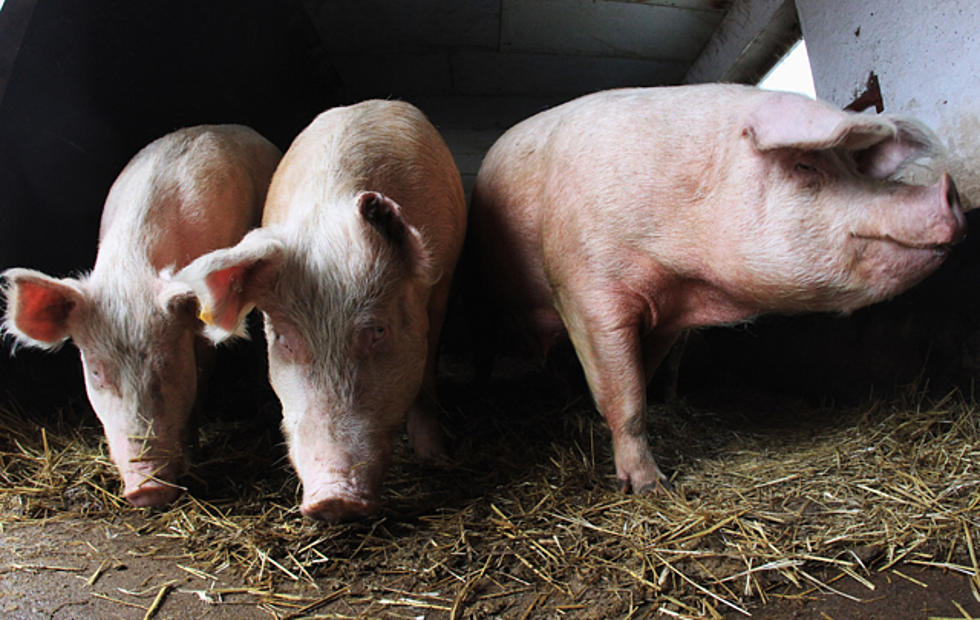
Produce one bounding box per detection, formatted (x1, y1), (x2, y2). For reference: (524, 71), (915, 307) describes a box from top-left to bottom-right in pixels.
(469, 84), (967, 494)
(3, 125), (281, 506)
(174, 100), (467, 521)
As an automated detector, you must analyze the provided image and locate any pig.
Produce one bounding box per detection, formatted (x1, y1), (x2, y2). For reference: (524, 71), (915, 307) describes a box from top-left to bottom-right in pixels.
(3, 125), (281, 506)
(468, 84), (966, 494)
(173, 100), (467, 521)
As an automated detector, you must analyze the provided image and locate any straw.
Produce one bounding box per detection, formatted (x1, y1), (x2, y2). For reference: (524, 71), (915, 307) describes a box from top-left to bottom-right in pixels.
(0, 373), (977, 617)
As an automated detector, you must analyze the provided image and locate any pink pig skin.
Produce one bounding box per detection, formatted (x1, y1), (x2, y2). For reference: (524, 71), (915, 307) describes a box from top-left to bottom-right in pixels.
(174, 100), (467, 521)
(3, 125), (281, 506)
(470, 84), (966, 493)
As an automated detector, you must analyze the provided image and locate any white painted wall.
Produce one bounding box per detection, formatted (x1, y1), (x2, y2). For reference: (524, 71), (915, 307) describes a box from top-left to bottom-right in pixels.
(796, 0), (980, 208)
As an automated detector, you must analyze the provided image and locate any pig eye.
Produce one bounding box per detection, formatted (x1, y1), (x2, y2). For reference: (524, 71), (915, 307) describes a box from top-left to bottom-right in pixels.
(794, 162), (818, 174)
(370, 325), (387, 344)
(357, 324), (389, 355)
(273, 330), (294, 354)
(87, 364), (108, 390)
(268, 325), (312, 364)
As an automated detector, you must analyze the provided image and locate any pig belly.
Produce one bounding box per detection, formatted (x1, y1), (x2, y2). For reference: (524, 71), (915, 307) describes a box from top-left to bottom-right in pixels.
(523, 305), (566, 356)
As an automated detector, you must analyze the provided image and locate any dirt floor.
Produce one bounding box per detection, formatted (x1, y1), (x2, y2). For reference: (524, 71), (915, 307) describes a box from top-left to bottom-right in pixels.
(0, 349), (978, 619)
(1, 519), (978, 619)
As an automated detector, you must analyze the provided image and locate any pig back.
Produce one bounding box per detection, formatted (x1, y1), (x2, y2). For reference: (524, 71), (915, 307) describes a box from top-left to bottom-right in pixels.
(96, 125), (280, 274)
(264, 100), (466, 273)
(475, 86), (769, 282)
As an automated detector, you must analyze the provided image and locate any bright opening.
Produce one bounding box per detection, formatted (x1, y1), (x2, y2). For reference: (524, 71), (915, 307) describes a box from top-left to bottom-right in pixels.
(758, 40), (816, 99)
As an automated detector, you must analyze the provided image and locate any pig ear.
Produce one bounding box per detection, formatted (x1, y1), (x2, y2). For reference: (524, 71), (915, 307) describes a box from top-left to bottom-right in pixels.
(156, 272), (199, 320)
(173, 230), (286, 344)
(745, 92), (896, 152)
(852, 117), (942, 181)
(358, 191), (435, 282)
(2, 268), (87, 350)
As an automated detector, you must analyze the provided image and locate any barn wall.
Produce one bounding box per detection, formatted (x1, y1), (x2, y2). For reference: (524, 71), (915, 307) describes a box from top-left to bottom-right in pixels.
(2, 1), (976, 408)
(295, 0), (728, 195)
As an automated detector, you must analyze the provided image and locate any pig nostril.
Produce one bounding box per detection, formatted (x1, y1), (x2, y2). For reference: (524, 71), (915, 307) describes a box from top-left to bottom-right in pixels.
(943, 174), (962, 210)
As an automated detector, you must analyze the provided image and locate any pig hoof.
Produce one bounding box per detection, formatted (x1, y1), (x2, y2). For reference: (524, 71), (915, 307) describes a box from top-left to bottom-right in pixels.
(617, 476), (673, 495)
(124, 482), (181, 507)
(301, 495), (379, 522)
(636, 478), (673, 495)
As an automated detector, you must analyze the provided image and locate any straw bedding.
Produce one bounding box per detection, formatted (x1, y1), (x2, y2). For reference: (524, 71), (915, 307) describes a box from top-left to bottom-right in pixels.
(0, 360), (977, 618)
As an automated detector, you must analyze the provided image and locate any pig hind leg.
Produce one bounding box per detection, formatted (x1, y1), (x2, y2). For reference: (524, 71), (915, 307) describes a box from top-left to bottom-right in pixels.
(558, 294), (671, 494)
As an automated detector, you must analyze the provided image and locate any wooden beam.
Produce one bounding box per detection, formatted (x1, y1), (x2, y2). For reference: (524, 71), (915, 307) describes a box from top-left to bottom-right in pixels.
(683, 0), (799, 85)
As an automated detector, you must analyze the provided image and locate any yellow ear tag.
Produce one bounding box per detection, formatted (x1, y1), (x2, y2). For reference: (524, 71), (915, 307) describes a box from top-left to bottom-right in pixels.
(198, 304), (215, 325)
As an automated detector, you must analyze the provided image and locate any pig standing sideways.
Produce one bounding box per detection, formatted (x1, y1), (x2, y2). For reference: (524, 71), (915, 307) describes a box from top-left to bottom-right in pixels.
(470, 84), (966, 493)
(174, 101), (467, 521)
(3, 125), (281, 506)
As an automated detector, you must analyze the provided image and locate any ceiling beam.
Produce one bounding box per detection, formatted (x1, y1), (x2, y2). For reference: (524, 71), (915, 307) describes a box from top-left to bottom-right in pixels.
(683, 0), (799, 85)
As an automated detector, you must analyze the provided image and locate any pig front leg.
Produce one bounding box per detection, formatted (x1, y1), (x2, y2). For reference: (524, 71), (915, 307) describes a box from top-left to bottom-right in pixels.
(407, 393), (447, 463)
(558, 294), (671, 494)
(407, 279), (452, 464)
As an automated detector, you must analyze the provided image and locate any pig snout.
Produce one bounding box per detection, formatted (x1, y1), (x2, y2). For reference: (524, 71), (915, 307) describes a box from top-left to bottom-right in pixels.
(941, 174), (968, 245)
(300, 481), (380, 522)
(294, 447), (386, 522)
(107, 434), (185, 507)
(854, 173), (967, 252)
(119, 454), (183, 507)
(122, 468), (182, 507)
(906, 173), (967, 249)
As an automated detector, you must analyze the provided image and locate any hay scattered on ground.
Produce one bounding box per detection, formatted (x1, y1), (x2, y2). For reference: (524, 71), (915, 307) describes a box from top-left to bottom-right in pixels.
(0, 368), (978, 618)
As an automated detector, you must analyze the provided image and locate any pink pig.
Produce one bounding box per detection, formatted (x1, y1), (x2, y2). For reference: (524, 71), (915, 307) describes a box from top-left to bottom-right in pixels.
(174, 100), (467, 521)
(3, 125), (281, 506)
(469, 84), (966, 493)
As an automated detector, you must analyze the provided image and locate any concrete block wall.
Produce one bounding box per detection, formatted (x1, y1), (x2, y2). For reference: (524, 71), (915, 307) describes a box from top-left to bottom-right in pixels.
(299, 0), (725, 99)
(296, 0), (729, 192)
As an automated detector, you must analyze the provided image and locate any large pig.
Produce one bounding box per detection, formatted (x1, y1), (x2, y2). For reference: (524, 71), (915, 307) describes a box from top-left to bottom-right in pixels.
(174, 101), (467, 521)
(3, 125), (280, 506)
(469, 84), (966, 494)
